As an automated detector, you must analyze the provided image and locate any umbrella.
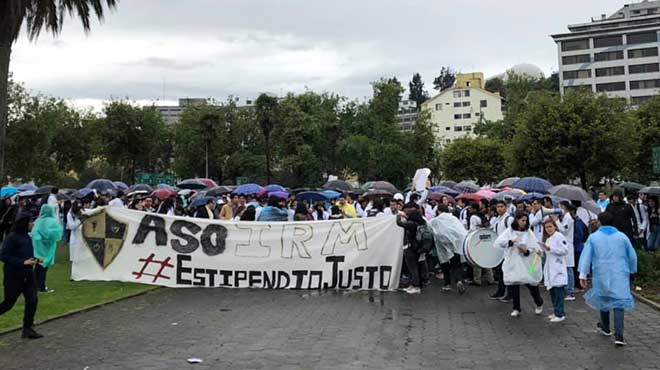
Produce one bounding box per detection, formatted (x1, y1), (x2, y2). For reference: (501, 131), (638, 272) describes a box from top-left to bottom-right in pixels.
(129, 184), (154, 193)
(18, 183), (37, 192)
(454, 181), (479, 194)
(234, 183), (264, 195)
(18, 190), (36, 198)
(157, 183), (175, 190)
(438, 180), (457, 188)
(206, 186), (234, 197)
(264, 184), (286, 193)
(321, 190), (341, 200)
(366, 181), (399, 194)
(360, 181), (375, 192)
(151, 188), (177, 201)
(291, 187), (315, 194)
(35, 185), (55, 196)
(512, 177), (553, 194)
(57, 193), (72, 201)
(364, 189), (393, 198)
(86, 179), (117, 193)
(73, 188), (94, 199)
(427, 192), (456, 203)
(1, 186), (18, 198)
(113, 181), (129, 190)
(456, 193), (486, 202)
(269, 191), (289, 199)
(475, 189), (496, 199)
(492, 190), (524, 201)
(639, 186), (660, 195)
(178, 189), (194, 197)
(296, 191), (327, 203)
(429, 185), (460, 196)
(177, 179), (209, 190)
(582, 200), (602, 215)
(189, 196), (216, 209)
(197, 178), (218, 189)
(519, 192), (546, 202)
(496, 177), (520, 188)
(549, 184), (591, 202)
(323, 180), (355, 192)
(620, 182), (645, 192)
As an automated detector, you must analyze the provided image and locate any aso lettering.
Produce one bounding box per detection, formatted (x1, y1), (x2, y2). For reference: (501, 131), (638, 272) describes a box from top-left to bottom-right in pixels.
(132, 215), (227, 256)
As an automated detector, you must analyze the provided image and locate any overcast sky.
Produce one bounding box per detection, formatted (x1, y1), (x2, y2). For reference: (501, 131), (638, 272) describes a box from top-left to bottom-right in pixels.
(10, 0), (626, 110)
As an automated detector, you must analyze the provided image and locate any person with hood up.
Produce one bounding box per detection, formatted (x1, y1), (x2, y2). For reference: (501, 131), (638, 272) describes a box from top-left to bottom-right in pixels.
(0, 212), (43, 339)
(30, 204), (63, 293)
(578, 212), (637, 347)
(257, 196), (289, 222)
(605, 190), (638, 245)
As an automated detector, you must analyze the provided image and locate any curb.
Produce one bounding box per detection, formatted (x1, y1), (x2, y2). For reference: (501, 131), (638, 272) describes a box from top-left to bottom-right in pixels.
(633, 292), (660, 313)
(0, 286), (161, 337)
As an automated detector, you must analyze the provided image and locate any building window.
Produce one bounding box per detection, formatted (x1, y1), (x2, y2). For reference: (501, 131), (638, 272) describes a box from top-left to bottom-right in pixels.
(630, 79), (660, 90)
(595, 82), (626, 92)
(563, 69), (592, 79)
(454, 114), (462, 120)
(562, 54), (591, 65)
(464, 126), (472, 131)
(595, 66), (625, 77)
(480, 100), (487, 108)
(475, 112), (480, 117)
(562, 39), (589, 51)
(627, 31), (658, 45)
(464, 90), (470, 97)
(632, 95), (653, 105)
(564, 85), (593, 93)
(454, 102), (461, 107)
(446, 127), (451, 131)
(594, 50), (623, 62)
(629, 63), (660, 74)
(594, 35), (623, 48)
(435, 103), (442, 111)
(454, 126), (463, 132)
(462, 113), (471, 119)
(462, 101), (470, 107)
(628, 47), (659, 59)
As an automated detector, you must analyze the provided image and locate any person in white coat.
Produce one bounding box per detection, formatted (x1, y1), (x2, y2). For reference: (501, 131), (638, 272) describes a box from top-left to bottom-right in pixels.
(541, 219), (569, 323)
(66, 202), (85, 265)
(553, 201), (576, 301)
(494, 212), (544, 317)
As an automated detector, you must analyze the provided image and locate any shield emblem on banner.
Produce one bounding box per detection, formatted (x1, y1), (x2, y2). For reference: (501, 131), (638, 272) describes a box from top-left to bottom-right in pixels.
(82, 210), (128, 269)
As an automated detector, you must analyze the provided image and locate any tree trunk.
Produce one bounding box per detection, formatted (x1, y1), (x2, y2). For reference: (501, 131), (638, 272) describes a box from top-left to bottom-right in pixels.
(0, 44), (11, 182)
(265, 134), (271, 184)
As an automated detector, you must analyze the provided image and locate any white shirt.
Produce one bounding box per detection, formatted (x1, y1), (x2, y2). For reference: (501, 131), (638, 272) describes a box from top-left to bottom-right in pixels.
(109, 198), (124, 208)
(492, 214), (513, 236)
(555, 213), (575, 267)
(47, 194), (60, 220)
(529, 209), (544, 242)
(468, 214), (482, 231)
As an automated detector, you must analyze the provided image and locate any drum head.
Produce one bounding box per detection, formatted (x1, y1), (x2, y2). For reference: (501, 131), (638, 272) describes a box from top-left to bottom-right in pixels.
(464, 229), (503, 268)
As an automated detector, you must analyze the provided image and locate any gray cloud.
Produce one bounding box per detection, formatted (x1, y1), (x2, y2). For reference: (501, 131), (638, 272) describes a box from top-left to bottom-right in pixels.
(118, 57), (213, 71)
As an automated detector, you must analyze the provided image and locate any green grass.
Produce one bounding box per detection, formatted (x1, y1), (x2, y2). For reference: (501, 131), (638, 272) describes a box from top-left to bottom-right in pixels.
(0, 245), (155, 332)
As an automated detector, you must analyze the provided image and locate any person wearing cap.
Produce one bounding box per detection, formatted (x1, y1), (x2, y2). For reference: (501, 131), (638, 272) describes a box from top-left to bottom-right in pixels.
(0, 212), (43, 339)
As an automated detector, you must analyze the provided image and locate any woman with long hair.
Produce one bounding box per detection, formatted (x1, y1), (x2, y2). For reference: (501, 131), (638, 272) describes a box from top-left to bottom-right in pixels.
(647, 196), (659, 251)
(555, 201), (576, 301)
(541, 219), (569, 323)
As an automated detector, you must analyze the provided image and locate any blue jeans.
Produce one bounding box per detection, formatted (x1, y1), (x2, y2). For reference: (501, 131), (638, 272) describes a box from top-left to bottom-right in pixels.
(647, 227), (660, 251)
(600, 309), (624, 340)
(566, 267), (575, 296)
(550, 286), (566, 317)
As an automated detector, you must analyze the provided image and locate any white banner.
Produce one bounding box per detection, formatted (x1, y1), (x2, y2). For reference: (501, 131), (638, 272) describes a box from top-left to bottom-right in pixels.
(71, 208), (404, 290)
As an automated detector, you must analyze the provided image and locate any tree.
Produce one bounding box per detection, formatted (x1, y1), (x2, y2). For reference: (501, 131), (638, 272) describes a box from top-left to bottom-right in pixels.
(485, 77), (506, 98)
(473, 119), (514, 141)
(512, 90), (632, 187)
(255, 93), (279, 184)
(0, 0), (117, 180)
(630, 96), (660, 183)
(408, 73), (428, 108)
(433, 67), (456, 91)
(440, 137), (508, 185)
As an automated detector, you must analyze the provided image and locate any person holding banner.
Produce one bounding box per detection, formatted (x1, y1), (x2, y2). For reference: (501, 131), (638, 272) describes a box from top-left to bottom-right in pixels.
(494, 212), (544, 317)
(396, 207), (427, 294)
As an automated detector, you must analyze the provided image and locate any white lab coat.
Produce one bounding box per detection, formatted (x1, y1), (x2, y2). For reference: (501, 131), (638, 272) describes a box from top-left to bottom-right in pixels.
(67, 211), (83, 262)
(555, 213), (575, 267)
(494, 227), (541, 285)
(529, 210), (544, 242)
(542, 232), (569, 289)
(492, 214), (513, 236)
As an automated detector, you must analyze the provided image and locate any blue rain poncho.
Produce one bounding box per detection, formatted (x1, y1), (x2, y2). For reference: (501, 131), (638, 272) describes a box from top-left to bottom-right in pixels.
(578, 226), (637, 311)
(31, 204), (63, 268)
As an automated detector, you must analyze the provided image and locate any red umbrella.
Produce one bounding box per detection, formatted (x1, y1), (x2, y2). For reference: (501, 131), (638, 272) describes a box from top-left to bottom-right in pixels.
(197, 178), (218, 189)
(427, 192), (456, 204)
(151, 188), (177, 201)
(456, 193), (486, 202)
(475, 189), (496, 199)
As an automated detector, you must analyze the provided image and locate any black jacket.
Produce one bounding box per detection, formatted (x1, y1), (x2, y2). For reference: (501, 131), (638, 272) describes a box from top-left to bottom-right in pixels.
(605, 201), (637, 240)
(0, 231), (34, 269)
(396, 215), (421, 250)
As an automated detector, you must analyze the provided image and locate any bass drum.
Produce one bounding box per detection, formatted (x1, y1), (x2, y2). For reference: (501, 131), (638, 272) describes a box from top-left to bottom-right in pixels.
(462, 228), (503, 269)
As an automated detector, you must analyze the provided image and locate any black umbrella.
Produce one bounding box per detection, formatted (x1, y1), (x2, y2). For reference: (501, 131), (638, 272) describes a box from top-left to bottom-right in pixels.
(620, 182), (645, 192)
(549, 184), (591, 202)
(323, 180), (355, 192)
(206, 186), (233, 197)
(129, 184), (154, 193)
(639, 186), (660, 195)
(35, 185), (55, 196)
(366, 181), (399, 194)
(177, 179), (209, 190)
(454, 181), (479, 194)
(438, 180), (457, 188)
(364, 189), (393, 198)
(86, 179), (118, 193)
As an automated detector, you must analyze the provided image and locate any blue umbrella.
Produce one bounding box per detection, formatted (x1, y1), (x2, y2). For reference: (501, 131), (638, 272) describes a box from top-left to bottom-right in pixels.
(1, 186), (18, 198)
(73, 188), (94, 199)
(18, 183), (37, 192)
(189, 196), (216, 209)
(454, 181), (479, 194)
(297, 191), (327, 203)
(113, 181), (129, 190)
(429, 186), (460, 196)
(157, 183), (175, 190)
(492, 190), (524, 201)
(177, 179), (208, 190)
(520, 192), (546, 202)
(269, 191), (289, 199)
(233, 183), (264, 195)
(512, 177), (553, 194)
(321, 190), (341, 200)
(264, 184), (286, 193)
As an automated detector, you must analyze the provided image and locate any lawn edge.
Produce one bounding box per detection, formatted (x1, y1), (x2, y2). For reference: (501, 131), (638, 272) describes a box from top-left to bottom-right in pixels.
(633, 292), (660, 313)
(0, 286), (160, 336)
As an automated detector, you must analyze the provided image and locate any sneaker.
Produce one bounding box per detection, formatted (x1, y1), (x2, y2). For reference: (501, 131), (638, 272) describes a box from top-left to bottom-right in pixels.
(442, 285), (452, 291)
(597, 323), (612, 337)
(534, 306), (543, 315)
(403, 286), (421, 295)
(457, 281), (466, 295)
(489, 293), (505, 300)
(564, 295), (576, 301)
(499, 296), (512, 303)
(547, 314), (557, 320)
(510, 310), (521, 317)
(550, 316), (566, 323)
(614, 338), (626, 347)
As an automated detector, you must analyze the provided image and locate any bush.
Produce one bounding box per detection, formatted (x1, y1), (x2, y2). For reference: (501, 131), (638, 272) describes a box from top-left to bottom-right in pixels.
(633, 250), (660, 286)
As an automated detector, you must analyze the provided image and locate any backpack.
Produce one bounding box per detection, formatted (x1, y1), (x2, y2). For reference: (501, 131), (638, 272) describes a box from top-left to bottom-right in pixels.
(574, 217), (589, 245)
(415, 222), (435, 254)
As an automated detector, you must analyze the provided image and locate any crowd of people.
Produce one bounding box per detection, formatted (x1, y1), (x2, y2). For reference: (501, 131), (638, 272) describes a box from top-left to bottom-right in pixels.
(0, 180), (655, 345)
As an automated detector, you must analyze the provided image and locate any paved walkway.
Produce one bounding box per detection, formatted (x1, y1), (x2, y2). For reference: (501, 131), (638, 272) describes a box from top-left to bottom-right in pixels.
(0, 285), (658, 370)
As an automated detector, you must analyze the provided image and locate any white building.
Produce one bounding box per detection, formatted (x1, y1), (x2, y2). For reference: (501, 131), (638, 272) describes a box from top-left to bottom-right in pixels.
(396, 99), (419, 131)
(421, 72), (504, 146)
(552, 1), (660, 105)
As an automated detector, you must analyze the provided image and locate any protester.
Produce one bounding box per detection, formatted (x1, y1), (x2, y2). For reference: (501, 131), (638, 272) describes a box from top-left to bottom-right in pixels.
(294, 203), (312, 221)
(66, 202), (85, 264)
(0, 212), (43, 339)
(396, 207), (426, 294)
(435, 204), (466, 294)
(646, 196), (659, 251)
(220, 194), (238, 220)
(490, 200), (513, 302)
(109, 191), (126, 208)
(329, 206), (343, 220)
(312, 202), (329, 221)
(337, 194), (357, 218)
(257, 196), (289, 222)
(195, 199), (216, 219)
(605, 190), (637, 245)
(30, 204), (64, 293)
(240, 206), (256, 221)
(578, 212), (637, 347)
(596, 191), (610, 211)
(366, 198), (385, 217)
(47, 187), (59, 221)
(541, 219), (568, 323)
(467, 201), (494, 286)
(554, 201), (576, 301)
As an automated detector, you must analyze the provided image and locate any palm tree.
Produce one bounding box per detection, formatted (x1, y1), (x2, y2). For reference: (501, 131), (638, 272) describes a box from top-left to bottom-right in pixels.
(255, 93), (278, 184)
(0, 0), (118, 180)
